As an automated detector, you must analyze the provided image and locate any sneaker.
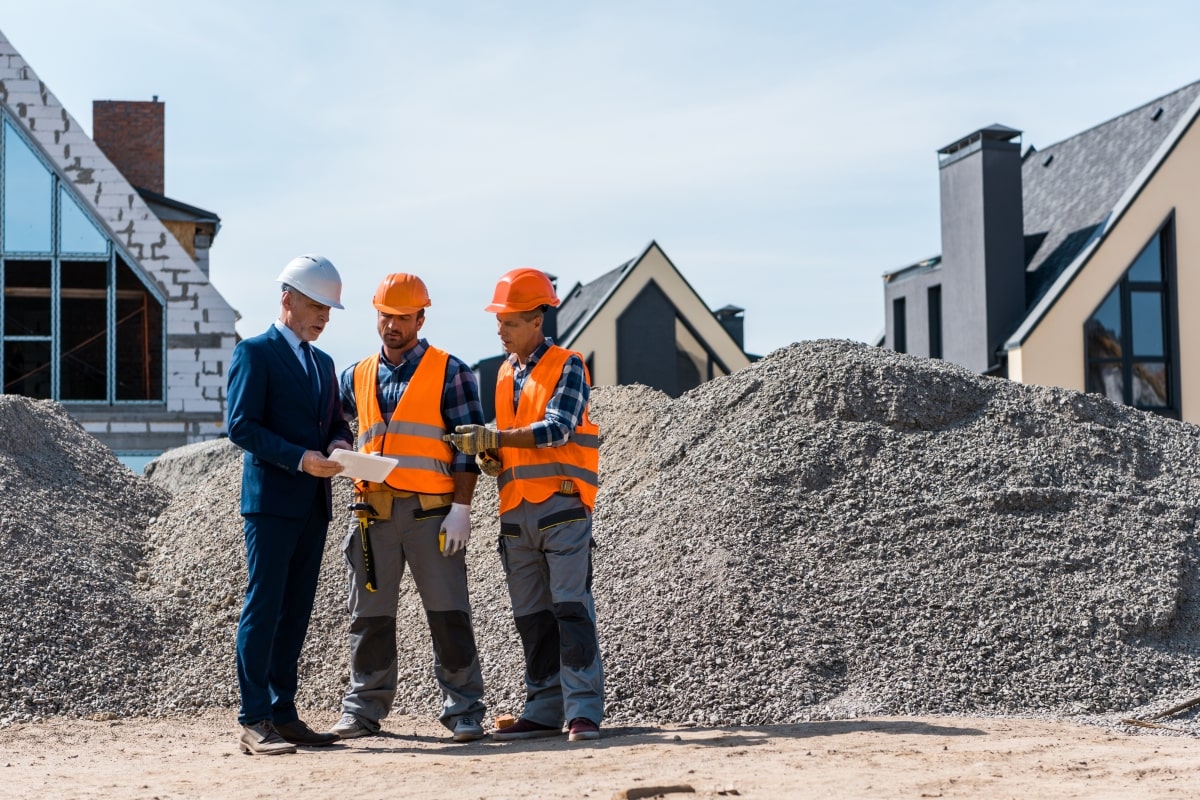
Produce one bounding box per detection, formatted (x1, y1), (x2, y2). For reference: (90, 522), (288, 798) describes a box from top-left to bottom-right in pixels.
(239, 721), (297, 755)
(328, 712), (381, 739)
(491, 717), (563, 741)
(452, 716), (486, 742)
(568, 718), (600, 742)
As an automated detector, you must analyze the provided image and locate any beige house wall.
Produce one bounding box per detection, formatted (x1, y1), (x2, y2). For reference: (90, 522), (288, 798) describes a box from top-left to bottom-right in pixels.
(566, 245), (749, 385)
(1008, 118), (1200, 422)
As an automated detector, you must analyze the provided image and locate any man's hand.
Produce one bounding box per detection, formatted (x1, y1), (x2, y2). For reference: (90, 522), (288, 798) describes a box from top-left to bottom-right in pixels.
(476, 450), (503, 478)
(301, 450), (344, 477)
(440, 503), (471, 556)
(327, 439), (352, 454)
(444, 424), (501, 456)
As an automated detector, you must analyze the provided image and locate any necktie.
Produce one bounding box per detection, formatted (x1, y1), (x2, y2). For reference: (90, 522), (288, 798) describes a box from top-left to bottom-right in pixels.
(300, 341), (320, 405)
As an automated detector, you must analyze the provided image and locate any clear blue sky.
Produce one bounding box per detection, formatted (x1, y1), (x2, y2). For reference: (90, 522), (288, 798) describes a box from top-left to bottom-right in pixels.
(3, 1), (1198, 372)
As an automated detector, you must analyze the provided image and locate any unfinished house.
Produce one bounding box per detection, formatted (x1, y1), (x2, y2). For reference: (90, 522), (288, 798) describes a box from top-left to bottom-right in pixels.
(0, 28), (237, 457)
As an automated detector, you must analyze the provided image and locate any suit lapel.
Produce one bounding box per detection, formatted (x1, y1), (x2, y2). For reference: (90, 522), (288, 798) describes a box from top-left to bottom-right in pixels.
(266, 326), (319, 411)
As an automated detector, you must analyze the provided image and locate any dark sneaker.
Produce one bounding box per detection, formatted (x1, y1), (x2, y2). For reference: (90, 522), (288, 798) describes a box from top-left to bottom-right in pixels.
(239, 721), (297, 755)
(568, 718), (600, 742)
(491, 717), (563, 741)
(329, 712), (381, 739)
(452, 716), (486, 742)
(275, 719), (339, 746)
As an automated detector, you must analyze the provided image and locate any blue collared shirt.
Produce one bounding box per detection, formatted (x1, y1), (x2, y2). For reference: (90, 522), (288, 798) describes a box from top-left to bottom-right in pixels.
(340, 339), (484, 473)
(509, 338), (590, 448)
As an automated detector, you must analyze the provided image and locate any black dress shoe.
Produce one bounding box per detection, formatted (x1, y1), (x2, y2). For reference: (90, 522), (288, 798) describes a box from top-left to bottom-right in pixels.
(275, 719), (339, 746)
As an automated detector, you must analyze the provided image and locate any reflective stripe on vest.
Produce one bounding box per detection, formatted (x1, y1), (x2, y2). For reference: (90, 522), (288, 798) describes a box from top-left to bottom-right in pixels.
(495, 345), (599, 514)
(353, 347), (454, 494)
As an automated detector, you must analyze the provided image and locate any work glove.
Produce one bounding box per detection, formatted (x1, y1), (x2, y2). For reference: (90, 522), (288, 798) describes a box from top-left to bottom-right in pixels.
(444, 424), (500, 456)
(476, 450), (503, 478)
(440, 502), (471, 556)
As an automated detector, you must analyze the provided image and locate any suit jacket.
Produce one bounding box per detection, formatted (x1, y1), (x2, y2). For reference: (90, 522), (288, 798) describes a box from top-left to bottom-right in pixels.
(226, 325), (352, 520)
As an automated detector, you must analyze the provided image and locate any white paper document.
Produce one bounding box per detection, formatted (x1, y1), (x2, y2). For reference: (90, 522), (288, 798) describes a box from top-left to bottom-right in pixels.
(329, 449), (395, 482)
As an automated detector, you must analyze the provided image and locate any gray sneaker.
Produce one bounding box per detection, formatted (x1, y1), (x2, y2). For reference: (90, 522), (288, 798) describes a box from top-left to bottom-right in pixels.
(239, 721), (297, 755)
(329, 712), (381, 739)
(452, 716), (486, 742)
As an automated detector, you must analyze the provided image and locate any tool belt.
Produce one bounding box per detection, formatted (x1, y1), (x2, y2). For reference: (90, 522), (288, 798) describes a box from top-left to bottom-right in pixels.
(558, 480), (579, 495)
(353, 487), (454, 520)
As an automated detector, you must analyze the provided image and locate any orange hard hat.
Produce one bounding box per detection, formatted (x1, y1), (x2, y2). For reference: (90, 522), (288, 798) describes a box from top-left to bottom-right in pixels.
(373, 273), (431, 314)
(484, 268), (560, 313)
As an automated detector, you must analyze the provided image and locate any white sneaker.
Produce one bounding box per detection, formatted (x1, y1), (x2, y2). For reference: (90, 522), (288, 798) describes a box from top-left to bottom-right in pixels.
(452, 716), (486, 742)
(329, 712), (380, 739)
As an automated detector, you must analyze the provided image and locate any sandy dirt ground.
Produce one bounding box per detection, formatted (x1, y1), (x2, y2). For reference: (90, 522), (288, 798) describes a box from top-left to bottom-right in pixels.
(1, 712), (1198, 799)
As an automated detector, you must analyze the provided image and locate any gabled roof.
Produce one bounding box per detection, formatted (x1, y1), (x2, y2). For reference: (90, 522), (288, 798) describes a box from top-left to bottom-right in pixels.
(1021, 79), (1200, 307)
(1007, 80), (1200, 348)
(556, 261), (631, 343)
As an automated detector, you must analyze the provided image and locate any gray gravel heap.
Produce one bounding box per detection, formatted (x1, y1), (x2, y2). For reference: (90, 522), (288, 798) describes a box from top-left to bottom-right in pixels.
(4, 340), (1200, 734)
(0, 396), (169, 725)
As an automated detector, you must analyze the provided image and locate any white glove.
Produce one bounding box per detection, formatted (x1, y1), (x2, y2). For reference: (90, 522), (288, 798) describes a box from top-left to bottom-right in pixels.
(440, 503), (471, 556)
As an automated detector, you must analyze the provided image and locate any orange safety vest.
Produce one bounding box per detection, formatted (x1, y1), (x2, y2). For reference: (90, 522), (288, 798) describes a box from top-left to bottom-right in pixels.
(495, 345), (599, 514)
(352, 347), (454, 495)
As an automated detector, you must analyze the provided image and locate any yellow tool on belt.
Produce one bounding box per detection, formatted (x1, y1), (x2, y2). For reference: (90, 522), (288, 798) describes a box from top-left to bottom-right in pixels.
(348, 501), (378, 593)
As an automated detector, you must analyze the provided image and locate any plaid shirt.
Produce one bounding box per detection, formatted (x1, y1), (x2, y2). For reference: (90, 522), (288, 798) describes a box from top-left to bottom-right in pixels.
(509, 338), (590, 448)
(340, 339), (483, 473)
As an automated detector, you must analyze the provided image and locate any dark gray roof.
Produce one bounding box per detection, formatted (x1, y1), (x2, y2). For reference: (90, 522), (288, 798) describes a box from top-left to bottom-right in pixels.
(1022, 80), (1200, 306)
(555, 260), (631, 342)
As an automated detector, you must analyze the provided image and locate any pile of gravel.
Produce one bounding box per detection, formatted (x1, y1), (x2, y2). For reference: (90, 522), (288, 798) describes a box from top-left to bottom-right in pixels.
(4, 340), (1200, 735)
(0, 396), (170, 726)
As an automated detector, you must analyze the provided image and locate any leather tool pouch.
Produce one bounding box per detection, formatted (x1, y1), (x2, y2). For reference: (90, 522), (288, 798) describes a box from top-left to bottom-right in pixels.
(356, 491), (394, 521)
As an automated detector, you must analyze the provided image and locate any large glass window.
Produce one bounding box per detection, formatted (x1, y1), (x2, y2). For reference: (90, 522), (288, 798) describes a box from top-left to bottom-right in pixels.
(892, 297), (907, 354)
(1, 111), (163, 404)
(1085, 224), (1175, 414)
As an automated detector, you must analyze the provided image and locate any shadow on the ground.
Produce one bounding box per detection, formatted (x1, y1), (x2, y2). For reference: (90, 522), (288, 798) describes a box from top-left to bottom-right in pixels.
(340, 718), (986, 756)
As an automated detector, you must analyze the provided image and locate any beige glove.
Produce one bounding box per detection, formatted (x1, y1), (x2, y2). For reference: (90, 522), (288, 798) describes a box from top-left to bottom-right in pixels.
(476, 450), (503, 478)
(444, 424), (500, 456)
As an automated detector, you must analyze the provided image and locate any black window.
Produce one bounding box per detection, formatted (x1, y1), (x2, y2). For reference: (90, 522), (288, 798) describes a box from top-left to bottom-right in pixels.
(1085, 221), (1176, 415)
(927, 285), (942, 359)
(892, 297), (907, 354)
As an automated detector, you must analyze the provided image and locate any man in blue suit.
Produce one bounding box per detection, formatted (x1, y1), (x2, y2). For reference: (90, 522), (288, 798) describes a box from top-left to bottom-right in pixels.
(226, 254), (353, 755)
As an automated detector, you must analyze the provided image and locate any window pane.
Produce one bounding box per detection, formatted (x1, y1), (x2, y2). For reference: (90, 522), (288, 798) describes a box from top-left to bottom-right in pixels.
(60, 261), (108, 400)
(59, 186), (109, 255)
(1130, 290), (1164, 357)
(115, 257), (163, 400)
(4, 340), (51, 397)
(1131, 362), (1168, 407)
(3, 259), (52, 336)
(1086, 362), (1123, 403)
(1084, 287), (1122, 360)
(1127, 234), (1163, 283)
(892, 297), (907, 353)
(2, 120), (53, 253)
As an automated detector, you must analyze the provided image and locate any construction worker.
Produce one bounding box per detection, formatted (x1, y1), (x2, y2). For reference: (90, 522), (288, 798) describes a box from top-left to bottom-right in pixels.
(445, 267), (603, 742)
(226, 254), (351, 754)
(328, 273), (488, 743)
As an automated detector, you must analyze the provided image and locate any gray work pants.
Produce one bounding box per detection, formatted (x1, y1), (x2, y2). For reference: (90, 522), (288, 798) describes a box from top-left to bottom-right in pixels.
(340, 493), (486, 730)
(498, 492), (604, 727)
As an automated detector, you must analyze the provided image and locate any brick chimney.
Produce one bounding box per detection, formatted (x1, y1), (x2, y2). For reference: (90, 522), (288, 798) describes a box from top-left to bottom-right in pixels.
(92, 98), (164, 193)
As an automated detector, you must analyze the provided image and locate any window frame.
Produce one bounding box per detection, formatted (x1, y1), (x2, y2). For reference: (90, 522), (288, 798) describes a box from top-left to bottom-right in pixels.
(1083, 212), (1179, 418)
(0, 109), (168, 405)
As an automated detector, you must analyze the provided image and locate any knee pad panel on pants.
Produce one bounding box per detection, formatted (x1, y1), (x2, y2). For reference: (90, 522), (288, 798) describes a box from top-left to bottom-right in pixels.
(349, 615), (396, 673)
(426, 609), (478, 672)
(514, 609), (560, 682)
(553, 601), (597, 670)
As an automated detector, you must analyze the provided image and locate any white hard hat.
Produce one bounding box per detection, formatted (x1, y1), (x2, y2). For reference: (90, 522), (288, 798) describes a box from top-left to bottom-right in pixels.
(276, 254), (344, 309)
